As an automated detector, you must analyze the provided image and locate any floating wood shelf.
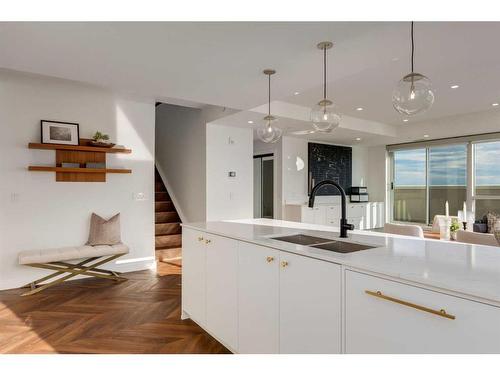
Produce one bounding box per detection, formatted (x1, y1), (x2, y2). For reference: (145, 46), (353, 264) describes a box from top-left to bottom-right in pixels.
(28, 139), (132, 182)
(28, 166), (132, 174)
(28, 142), (132, 154)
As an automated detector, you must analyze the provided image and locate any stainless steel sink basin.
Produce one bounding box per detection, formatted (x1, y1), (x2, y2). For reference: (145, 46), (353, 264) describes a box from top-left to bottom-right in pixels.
(270, 234), (376, 253)
(270, 234), (334, 246)
(311, 241), (375, 253)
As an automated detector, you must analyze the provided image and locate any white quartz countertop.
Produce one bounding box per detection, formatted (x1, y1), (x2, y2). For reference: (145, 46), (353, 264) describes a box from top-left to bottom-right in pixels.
(183, 218), (500, 305)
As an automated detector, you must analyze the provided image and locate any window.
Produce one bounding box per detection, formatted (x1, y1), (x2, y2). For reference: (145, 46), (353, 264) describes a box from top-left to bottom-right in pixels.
(390, 144), (467, 225)
(428, 144), (467, 222)
(393, 149), (426, 223)
(390, 136), (500, 225)
(474, 141), (500, 218)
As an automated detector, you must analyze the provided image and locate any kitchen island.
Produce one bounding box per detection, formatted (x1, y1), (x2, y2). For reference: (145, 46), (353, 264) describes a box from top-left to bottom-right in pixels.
(181, 218), (500, 354)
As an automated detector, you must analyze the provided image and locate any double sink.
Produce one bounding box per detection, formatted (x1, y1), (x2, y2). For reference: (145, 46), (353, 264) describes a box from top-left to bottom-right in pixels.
(271, 234), (375, 253)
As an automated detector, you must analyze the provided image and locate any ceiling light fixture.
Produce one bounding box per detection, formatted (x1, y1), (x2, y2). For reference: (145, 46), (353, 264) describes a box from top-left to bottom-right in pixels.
(403, 119), (409, 122)
(492, 103), (499, 107)
(356, 107), (364, 111)
(294, 92), (300, 95)
(247, 120), (254, 124)
(355, 137), (362, 141)
(450, 85), (459, 89)
(423, 134), (429, 138)
(392, 22), (434, 116)
(310, 41), (341, 133)
(256, 69), (282, 143)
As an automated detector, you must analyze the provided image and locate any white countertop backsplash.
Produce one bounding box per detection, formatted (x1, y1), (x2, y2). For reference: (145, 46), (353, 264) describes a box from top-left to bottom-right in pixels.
(182, 218), (500, 305)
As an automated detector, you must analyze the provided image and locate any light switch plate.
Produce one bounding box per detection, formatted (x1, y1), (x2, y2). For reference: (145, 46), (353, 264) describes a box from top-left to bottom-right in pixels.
(133, 192), (147, 201)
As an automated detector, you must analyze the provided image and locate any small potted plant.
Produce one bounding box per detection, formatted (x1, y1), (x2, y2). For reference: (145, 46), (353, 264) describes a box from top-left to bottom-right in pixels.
(90, 131), (115, 148)
(450, 218), (461, 240)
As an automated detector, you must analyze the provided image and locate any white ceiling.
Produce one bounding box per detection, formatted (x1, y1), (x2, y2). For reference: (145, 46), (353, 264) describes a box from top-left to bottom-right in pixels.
(1, 22), (500, 141)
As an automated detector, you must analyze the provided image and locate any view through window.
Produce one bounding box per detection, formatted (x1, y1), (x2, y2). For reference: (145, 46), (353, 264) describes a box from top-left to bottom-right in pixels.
(474, 141), (500, 218)
(391, 138), (500, 225)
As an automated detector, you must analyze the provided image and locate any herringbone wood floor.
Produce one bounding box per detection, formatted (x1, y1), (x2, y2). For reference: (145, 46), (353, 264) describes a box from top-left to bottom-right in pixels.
(0, 262), (230, 354)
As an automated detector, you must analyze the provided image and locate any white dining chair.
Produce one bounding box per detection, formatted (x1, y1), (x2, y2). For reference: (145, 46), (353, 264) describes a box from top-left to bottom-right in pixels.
(455, 230), (499, 247)
(384, 223), (424, 238)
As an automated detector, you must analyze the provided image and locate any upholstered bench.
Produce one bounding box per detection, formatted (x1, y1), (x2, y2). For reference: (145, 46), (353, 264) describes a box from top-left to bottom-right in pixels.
(19, 243), (129, 296)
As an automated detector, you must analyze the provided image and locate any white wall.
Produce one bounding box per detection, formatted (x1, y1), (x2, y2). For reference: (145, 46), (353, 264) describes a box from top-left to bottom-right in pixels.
(156, 104), (205, 223)
(206, 123), (253, 221)
(0, 70), (155, 290)
(280, 136), (384, 208)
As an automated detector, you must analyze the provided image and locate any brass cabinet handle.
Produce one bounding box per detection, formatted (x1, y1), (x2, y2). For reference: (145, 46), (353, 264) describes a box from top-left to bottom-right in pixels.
(197, 236), (204, 242)
(281, 261), (289, 268)
(205, 239), (211, 245)
(365, 290), (455, 320)
(266, 256), (274, 263)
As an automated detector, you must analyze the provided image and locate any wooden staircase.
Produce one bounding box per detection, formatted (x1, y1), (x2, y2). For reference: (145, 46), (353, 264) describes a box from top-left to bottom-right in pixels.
(155, 168), (182, 266)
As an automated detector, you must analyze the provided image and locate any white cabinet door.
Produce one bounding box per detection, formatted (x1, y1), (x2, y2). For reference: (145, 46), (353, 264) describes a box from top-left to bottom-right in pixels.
(326, 205), (341, 227)
(301, 206), (326, 225)
(345, 270), (500, 353)
(182, 228), (207, 326)
(347, 217), (363, 230)
(347, 204), (364, 218)
(279, 252), (342, 353)
(238, 242), (280, 353)
(206, 234), (238, 351)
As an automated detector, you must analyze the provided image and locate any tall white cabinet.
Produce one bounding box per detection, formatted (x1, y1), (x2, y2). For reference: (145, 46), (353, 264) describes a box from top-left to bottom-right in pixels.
(181, 228), (207, 326)
(206, 234), (238, 350)
(238, 242), (280, 353)
(279, 252), (341, 354)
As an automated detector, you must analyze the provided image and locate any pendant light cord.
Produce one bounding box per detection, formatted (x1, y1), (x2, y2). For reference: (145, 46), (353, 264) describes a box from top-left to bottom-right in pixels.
(410, 21), (415, 73)
(323, 46), (327, 100)
(268, 73), (271, 116)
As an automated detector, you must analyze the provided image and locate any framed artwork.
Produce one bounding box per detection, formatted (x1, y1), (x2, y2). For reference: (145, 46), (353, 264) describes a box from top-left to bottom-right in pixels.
(41, 120), (80, 145)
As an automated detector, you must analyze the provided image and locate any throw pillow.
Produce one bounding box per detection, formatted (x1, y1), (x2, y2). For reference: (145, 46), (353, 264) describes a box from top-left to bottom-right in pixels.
(87, 213), (121, 246)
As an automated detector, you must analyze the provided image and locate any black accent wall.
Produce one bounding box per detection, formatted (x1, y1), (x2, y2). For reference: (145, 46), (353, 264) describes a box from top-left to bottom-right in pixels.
(308, 142), (352, 196)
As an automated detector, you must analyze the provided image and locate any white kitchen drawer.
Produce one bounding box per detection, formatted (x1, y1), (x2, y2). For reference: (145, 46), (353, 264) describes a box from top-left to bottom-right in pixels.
(345, 270), (500, 353)
(347, 217), (363, 230)
(347, 204), (365, 218)
(326, 205), (341, 222)
(301, 206), (326, 225)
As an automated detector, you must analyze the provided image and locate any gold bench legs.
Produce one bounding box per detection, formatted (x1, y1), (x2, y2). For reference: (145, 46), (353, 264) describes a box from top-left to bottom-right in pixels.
(21, 254), (127, 296)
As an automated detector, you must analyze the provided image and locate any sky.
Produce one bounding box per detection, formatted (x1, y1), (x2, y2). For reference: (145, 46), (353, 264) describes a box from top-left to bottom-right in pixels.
(394, 142), (500, 186)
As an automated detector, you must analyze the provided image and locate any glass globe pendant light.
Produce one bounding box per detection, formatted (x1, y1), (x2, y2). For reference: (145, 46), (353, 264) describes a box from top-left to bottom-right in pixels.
(392, 22), (435, 116)
(257, 69), (282, 143)
(310, 41), (341, 133)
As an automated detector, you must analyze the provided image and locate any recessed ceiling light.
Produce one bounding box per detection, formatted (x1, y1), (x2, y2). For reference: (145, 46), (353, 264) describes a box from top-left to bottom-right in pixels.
(403, 119), (409, 122)
(423, 134), (430, 138)
(247, 120), (254, 124)
(492, 103), (499, 107)
(356, 107), (364, 111)
(450, 85), (459, 89)
(355, 137), (362, 141)
(294, 92), (300, 95)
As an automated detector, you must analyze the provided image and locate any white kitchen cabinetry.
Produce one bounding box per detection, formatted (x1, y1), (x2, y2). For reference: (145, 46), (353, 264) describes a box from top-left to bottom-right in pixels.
(285, 202), (384, 229)
(181, 228), (207, 326)
(279, 252), (342, 354)
(345, 270), (500, 353)
(206, 234), (239, 351)
(300, 206), (326, 225)
(238, 242), (280, 353)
